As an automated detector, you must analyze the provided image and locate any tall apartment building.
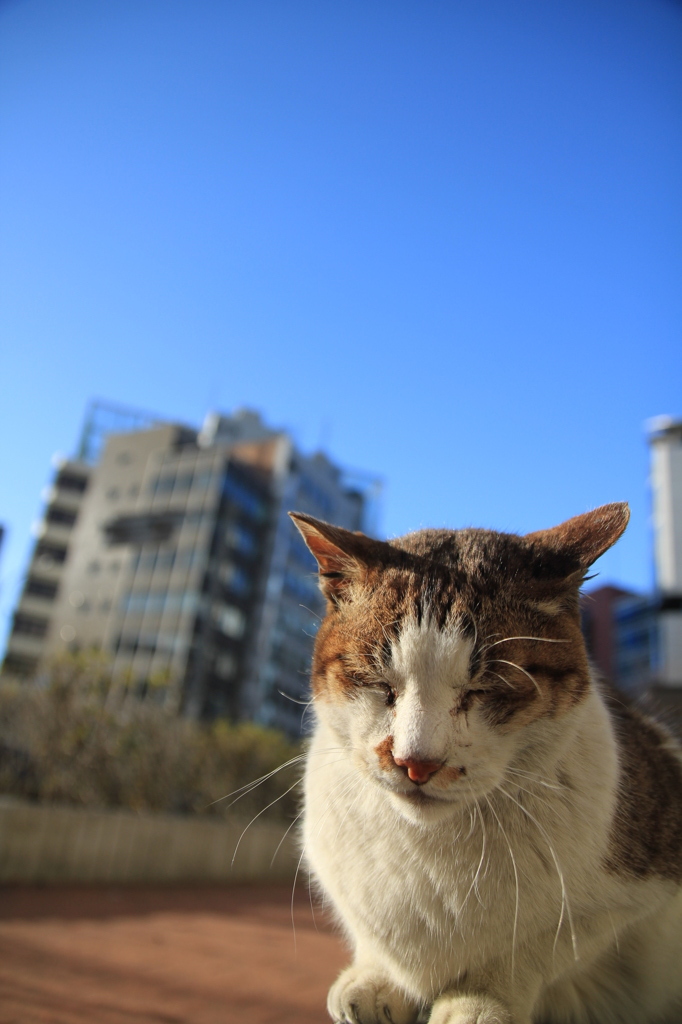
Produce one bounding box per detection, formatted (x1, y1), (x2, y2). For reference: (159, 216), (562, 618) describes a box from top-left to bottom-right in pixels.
(3, 403), (377, 735)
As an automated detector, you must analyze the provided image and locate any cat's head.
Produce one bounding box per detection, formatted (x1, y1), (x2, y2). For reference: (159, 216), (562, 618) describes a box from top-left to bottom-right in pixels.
(290, 504), (629, 823)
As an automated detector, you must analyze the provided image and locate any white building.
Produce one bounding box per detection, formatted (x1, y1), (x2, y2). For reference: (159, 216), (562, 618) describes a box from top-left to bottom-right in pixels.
(648, 416), (682, 687)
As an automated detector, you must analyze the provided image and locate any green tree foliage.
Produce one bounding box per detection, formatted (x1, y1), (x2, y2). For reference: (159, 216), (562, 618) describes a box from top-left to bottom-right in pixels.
(0, 652), (302, 820)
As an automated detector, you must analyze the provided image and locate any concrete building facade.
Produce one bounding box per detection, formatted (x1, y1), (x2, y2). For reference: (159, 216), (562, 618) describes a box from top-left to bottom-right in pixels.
(649, 416), (682, 687)
(3, 404), (377, 735)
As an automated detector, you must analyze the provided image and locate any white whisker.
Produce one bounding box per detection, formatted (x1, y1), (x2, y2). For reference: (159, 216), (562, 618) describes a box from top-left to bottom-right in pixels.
(486, 636), (572, 648)
(489, 659), (542, 694)
(207, 753), (307, 809)
(270, 807), (306, 868)
(486, 794), (519, 980)
(487, 670), (517, 690)
(231, 777), (304, 867)
(497, 785), (578, 963)
(460, 791), (488, 914)
(506, 767), (563, 792)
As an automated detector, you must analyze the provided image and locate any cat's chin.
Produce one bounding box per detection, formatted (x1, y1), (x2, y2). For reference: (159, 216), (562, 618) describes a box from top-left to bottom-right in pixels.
(387, 788), (461, 824)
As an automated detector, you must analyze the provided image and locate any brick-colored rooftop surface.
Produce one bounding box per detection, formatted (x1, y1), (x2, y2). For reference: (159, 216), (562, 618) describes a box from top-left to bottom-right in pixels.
(0, 883), (347, 1024)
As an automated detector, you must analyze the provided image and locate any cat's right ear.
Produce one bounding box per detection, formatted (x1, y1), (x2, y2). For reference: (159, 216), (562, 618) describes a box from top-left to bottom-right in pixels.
(524, 502), (630, 578)
(288, 512), (380, 603)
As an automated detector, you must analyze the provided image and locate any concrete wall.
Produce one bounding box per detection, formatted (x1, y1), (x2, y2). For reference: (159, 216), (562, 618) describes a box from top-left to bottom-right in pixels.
(0, 798), (299, 883)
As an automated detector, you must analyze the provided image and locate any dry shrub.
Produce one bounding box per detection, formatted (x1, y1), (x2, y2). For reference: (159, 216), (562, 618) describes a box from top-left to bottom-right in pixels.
(0, 652), (302, 821)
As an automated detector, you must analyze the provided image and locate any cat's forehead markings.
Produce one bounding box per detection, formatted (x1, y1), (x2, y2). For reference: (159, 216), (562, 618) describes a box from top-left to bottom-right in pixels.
(389, 614), (472, 689)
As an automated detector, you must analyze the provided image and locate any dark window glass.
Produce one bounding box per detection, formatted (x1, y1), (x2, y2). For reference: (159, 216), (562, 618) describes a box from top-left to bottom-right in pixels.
(46, 506), (77, 527)
(155, 549), (176, 571)
(174, 472), (194, 490)
(193, 470), (214, 488)
(2, 654), (38, 677)
(25, 577), (58, 599)
(223, 473), (267, 520)
(56, 472), (88, 493)
(226, 523), (256, 557)
(104, 512), (181, 545)
(35, 543), (68, 564)
(220, 563), (251, 596)
(151, 474), (176, 495)
(12, 613), (49, 637)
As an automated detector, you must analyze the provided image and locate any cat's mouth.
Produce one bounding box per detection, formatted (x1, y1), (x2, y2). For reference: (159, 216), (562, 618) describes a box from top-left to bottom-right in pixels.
(370, 770), (464, 810)
(394, 788), (440, 805)
(386, 781), (460, 807)
(386, 784), (465, 821)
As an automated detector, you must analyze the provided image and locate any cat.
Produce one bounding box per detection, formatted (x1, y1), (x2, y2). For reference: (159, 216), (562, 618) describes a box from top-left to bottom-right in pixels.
(289, 503), (682, 1024)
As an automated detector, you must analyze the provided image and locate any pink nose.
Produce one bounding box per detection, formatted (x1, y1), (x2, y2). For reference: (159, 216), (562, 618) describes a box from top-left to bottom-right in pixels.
(393, 756), (442, 784)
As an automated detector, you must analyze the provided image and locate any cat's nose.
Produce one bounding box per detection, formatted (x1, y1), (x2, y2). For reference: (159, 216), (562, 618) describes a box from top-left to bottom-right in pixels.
(393, 755), (442, 784)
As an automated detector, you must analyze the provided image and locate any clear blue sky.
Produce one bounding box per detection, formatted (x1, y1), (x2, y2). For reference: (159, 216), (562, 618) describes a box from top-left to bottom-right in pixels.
(1, 0), (681, 648)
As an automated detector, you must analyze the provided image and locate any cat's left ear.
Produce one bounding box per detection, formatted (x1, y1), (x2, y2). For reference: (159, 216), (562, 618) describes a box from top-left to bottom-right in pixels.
(289, 512), (385, 603)
(525, 502), (630, 574)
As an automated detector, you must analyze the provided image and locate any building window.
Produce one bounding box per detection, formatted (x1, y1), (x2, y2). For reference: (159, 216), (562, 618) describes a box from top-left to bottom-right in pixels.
(219, 562), (251, 596)
(25, 577), (58, 599)
(174, 472), (194, 491)
(116, 634), (139, 654)
(193, 470), (215, 489)
(225, 524), (256, 557)
(120, 589), (197, 616)
(104, 512), (182, 546)
(212, 604), (245, 638)
(12, 613), (49, 638)
(35, 542), (68, 565)
(222, 473), (267, 520)
(184, 510), (210, 526)
(2, 654), (38, 677)
(46, 506), (77, 527)
(151, 473), (176, 495)
(136, 549), (158, 573)
(56, 472), (88, 493)
(215, 653), (237, 678)
(154, 548), (177, 571)
(156, 632), (182, 654)
(136, 633), (158, 653)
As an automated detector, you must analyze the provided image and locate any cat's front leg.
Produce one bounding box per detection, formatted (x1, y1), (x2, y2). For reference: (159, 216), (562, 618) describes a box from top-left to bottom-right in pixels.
(328, 964), (421, 1024)
(428, 993), (515, 1024)
(426, 956), (543, 1024)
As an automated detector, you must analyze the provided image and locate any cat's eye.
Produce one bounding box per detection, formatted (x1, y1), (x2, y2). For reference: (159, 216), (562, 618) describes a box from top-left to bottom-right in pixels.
(458, 687), (495, 712)
(379, 683), (396, 707)
(348, 676), (396, 706)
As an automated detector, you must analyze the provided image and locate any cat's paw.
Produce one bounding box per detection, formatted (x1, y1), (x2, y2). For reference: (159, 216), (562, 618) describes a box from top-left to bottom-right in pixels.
(428, 993), (513, 1024)
(327, 965), (420, 1024)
